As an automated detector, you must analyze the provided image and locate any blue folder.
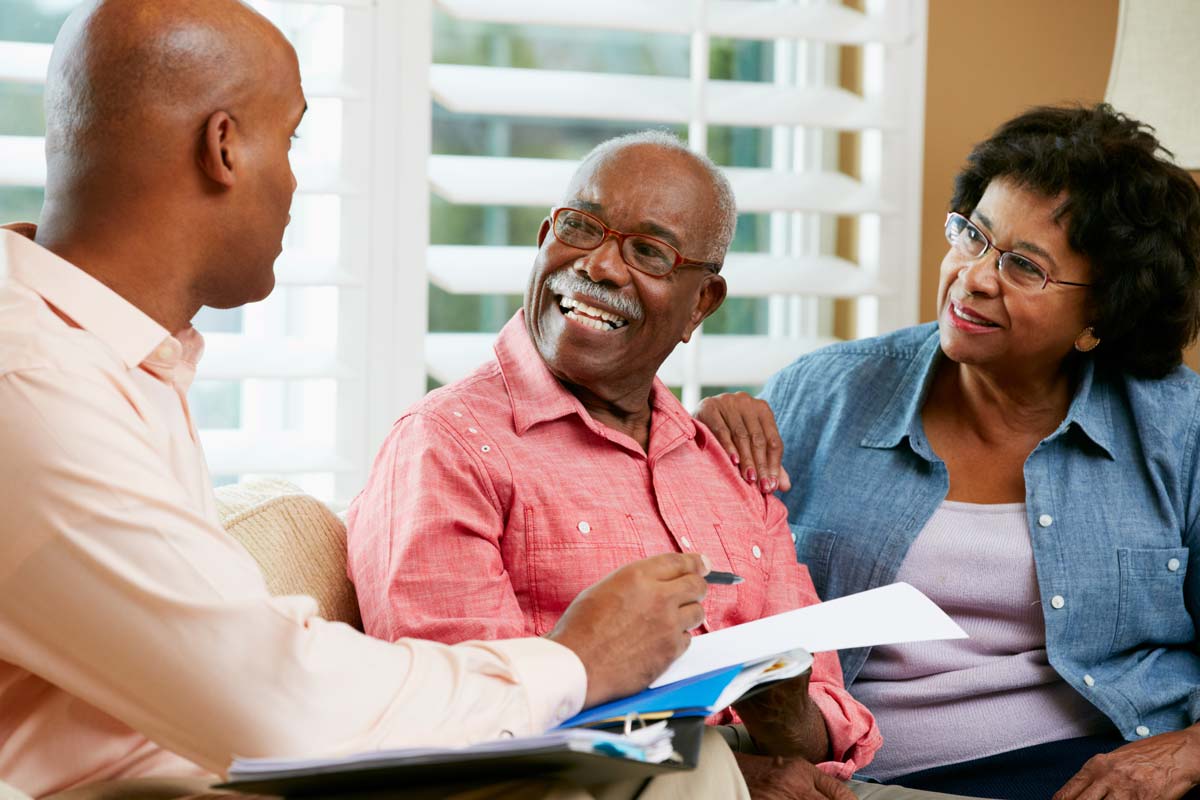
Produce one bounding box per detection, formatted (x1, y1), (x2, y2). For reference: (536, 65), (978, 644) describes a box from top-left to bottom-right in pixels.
(557, 663), (746, 729)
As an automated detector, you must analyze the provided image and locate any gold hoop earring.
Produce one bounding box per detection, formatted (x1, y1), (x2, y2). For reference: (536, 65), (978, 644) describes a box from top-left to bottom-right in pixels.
(1074, 326), (1101, 353)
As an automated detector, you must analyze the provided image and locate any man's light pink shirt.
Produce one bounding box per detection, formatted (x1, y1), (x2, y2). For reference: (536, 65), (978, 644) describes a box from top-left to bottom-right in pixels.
(0, 229), (586, 798)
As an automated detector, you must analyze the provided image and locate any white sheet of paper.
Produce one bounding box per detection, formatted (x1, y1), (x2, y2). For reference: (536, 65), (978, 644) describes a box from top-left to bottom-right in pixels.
(650, 582), (967, 688)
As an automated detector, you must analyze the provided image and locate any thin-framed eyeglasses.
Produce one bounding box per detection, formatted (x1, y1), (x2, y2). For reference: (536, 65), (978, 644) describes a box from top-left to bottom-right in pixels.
(550, 207), (723, 278)
(944, 212), (1091, 292)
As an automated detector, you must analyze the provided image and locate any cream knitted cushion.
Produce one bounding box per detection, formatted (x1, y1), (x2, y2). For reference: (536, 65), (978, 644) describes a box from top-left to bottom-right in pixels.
(214, 478), (362, 631)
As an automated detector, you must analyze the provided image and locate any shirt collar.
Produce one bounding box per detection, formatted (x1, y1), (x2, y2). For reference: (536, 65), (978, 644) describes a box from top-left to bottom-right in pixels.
(861, 323), (1115, 460)
(2, 226), (172, 370)
(861, 328), (942, 452)
(493, 310), (703, 447)
(1056, 358), (1116, 459)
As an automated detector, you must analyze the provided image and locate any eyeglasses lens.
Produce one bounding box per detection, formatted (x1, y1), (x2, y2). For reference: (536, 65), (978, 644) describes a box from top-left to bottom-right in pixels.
(946, 215), (987, 259)
(944, 214), (1047, 291)
(555, 209), (679, 277)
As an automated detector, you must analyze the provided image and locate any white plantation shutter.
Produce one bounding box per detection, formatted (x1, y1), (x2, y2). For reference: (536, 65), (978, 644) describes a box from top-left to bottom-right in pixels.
(1, 0), (927, 501)
(418, 0), (928, 410)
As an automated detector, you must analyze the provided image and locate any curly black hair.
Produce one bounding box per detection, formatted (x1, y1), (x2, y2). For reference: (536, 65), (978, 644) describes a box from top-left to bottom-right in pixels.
(950, 103), (1200, 379)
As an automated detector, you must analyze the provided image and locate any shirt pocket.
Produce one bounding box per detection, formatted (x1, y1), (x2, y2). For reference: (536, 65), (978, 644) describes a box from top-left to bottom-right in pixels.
(1110, 546), (1191, 654)
(523, 505), (647, 635)
(791, 525), (838, 597)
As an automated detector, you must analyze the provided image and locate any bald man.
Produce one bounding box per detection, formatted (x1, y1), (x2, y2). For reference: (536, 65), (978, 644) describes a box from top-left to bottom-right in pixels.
(0, 3), (746, 799)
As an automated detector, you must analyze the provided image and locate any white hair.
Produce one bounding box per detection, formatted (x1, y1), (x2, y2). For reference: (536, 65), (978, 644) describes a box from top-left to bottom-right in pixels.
(570, 130), (738, 265)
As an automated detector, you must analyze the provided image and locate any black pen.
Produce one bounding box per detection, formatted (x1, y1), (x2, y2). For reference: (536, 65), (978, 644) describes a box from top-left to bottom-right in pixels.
(705, 570), (744, 585)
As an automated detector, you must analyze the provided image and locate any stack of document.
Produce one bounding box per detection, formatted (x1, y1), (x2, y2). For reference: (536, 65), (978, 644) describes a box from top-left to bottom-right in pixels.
(218, 582), (966, 795)
(222, 723), (683, 795)
(229, 723), (677, 776)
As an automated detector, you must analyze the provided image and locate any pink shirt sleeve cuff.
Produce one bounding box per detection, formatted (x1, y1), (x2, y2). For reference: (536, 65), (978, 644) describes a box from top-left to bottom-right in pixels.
(809, 682), (883, 781)
(474, 637), (588, 733)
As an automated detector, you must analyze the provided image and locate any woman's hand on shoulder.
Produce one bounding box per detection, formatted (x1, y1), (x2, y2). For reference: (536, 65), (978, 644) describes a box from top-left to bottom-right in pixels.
(1053, 727), (1200, 800)
(695, 392), (791, 494)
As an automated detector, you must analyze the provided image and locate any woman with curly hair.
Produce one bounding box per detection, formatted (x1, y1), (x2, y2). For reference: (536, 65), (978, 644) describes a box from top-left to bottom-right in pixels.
(697, 104), (1200, 799)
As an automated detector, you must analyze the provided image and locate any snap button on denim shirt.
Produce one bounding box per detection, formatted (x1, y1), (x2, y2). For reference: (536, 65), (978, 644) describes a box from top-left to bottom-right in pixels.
(762, 323), (1200, 742)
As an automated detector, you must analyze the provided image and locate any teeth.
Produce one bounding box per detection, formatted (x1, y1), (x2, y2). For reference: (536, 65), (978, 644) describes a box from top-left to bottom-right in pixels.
(953, 305), (995, 326)
(558, 296), (629, 329)
(565, 311), (611, 331)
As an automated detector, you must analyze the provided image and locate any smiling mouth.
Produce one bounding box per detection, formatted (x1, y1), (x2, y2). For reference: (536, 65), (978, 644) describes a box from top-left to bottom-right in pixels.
(557, 295), (629, 331)
(951, 302), (999, 328)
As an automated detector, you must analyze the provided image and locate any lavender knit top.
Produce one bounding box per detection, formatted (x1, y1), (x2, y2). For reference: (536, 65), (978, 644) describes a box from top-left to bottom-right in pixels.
(853, 501), (1112, 781)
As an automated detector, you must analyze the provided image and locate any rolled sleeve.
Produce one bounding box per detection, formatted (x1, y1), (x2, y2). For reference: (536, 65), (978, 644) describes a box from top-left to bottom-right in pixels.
(809, 676), (884, 779)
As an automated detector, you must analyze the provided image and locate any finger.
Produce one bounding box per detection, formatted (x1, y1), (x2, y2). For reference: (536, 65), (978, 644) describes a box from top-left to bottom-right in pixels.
(1056, 776), (1108, 800)
(639, 551), (709, 580)
(726, 414), (759, 484)
(665, 573), (709, 607)
(744, 419), (772, 491)
(677, 600), (706, 631)
(777, 465), (792, 493)
(697, 400), (739, 465)
(1054, 759), (1103, 800)
(813, 769), (858, 800)
(1053, 775), (1086, 800)
(758, 430), (784, 494)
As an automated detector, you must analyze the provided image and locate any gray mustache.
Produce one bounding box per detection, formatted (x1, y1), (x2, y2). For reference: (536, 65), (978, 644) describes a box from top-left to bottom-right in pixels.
(546, 271), (644, 321)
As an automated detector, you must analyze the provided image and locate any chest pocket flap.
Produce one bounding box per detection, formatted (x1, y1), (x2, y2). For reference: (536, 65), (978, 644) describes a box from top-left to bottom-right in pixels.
(1112, 546), (1191, 654)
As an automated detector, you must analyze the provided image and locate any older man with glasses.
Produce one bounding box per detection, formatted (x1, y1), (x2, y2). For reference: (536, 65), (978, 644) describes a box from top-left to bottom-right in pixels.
(348, 132), (977, 800)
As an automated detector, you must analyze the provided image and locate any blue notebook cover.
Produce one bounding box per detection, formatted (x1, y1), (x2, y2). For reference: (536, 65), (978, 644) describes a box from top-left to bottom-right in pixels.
(557, 663), (745, 729)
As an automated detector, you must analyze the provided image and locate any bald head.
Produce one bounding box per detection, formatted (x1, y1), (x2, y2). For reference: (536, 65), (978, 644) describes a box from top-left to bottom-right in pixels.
(570, 131), (738, 264)
(36, 0), (307, 329)
(45, 0), (294, 178)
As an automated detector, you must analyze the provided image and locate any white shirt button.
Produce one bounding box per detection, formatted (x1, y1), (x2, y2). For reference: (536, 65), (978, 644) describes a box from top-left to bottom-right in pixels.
(155, 344), (174, 360)
(1168, 558), (1181, 572)
(681, 537), (692, 549)
(1050, 595), (1065, 609)
(577, 521), (590, 534)
(468, 427), (478, 434)
(480, 445), (491, 453)
(453, 411), (463, 418)
(1083, 674), (1095, 687)
(751, 545), (762, 559)
(1136, 725), (1151, 737)
(790, 531), (797, 543)
(1038, 514), (1054, 528)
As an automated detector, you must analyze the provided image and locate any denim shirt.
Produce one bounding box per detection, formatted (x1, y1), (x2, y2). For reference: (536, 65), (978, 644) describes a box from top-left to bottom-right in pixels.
(762, 322), (1200, 742)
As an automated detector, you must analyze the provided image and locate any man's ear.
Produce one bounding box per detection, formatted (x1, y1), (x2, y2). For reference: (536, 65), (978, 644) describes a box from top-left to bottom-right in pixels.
(681, 273), (727, 343)
(536, 217), (551, 247)
(198, 111), (236, 188)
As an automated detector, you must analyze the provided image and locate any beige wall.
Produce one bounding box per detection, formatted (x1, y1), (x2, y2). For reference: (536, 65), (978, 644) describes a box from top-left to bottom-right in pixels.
(920, 0), (1119, 319)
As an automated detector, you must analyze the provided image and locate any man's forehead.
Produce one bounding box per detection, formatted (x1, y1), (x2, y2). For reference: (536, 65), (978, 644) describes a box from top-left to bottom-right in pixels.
(566, 151), (713, 233)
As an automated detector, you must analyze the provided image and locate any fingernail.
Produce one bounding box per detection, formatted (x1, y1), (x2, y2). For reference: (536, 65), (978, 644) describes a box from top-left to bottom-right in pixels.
(730, 450), (740, 465)
(746, 468), (757, 483)
(700, 553), (713, 572)
(760, 477), (775, 493)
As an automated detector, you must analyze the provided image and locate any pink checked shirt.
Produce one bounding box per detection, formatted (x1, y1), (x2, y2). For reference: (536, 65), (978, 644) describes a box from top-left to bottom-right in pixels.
(347, 312), (881, 779)
(0, 229), (585, 798)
